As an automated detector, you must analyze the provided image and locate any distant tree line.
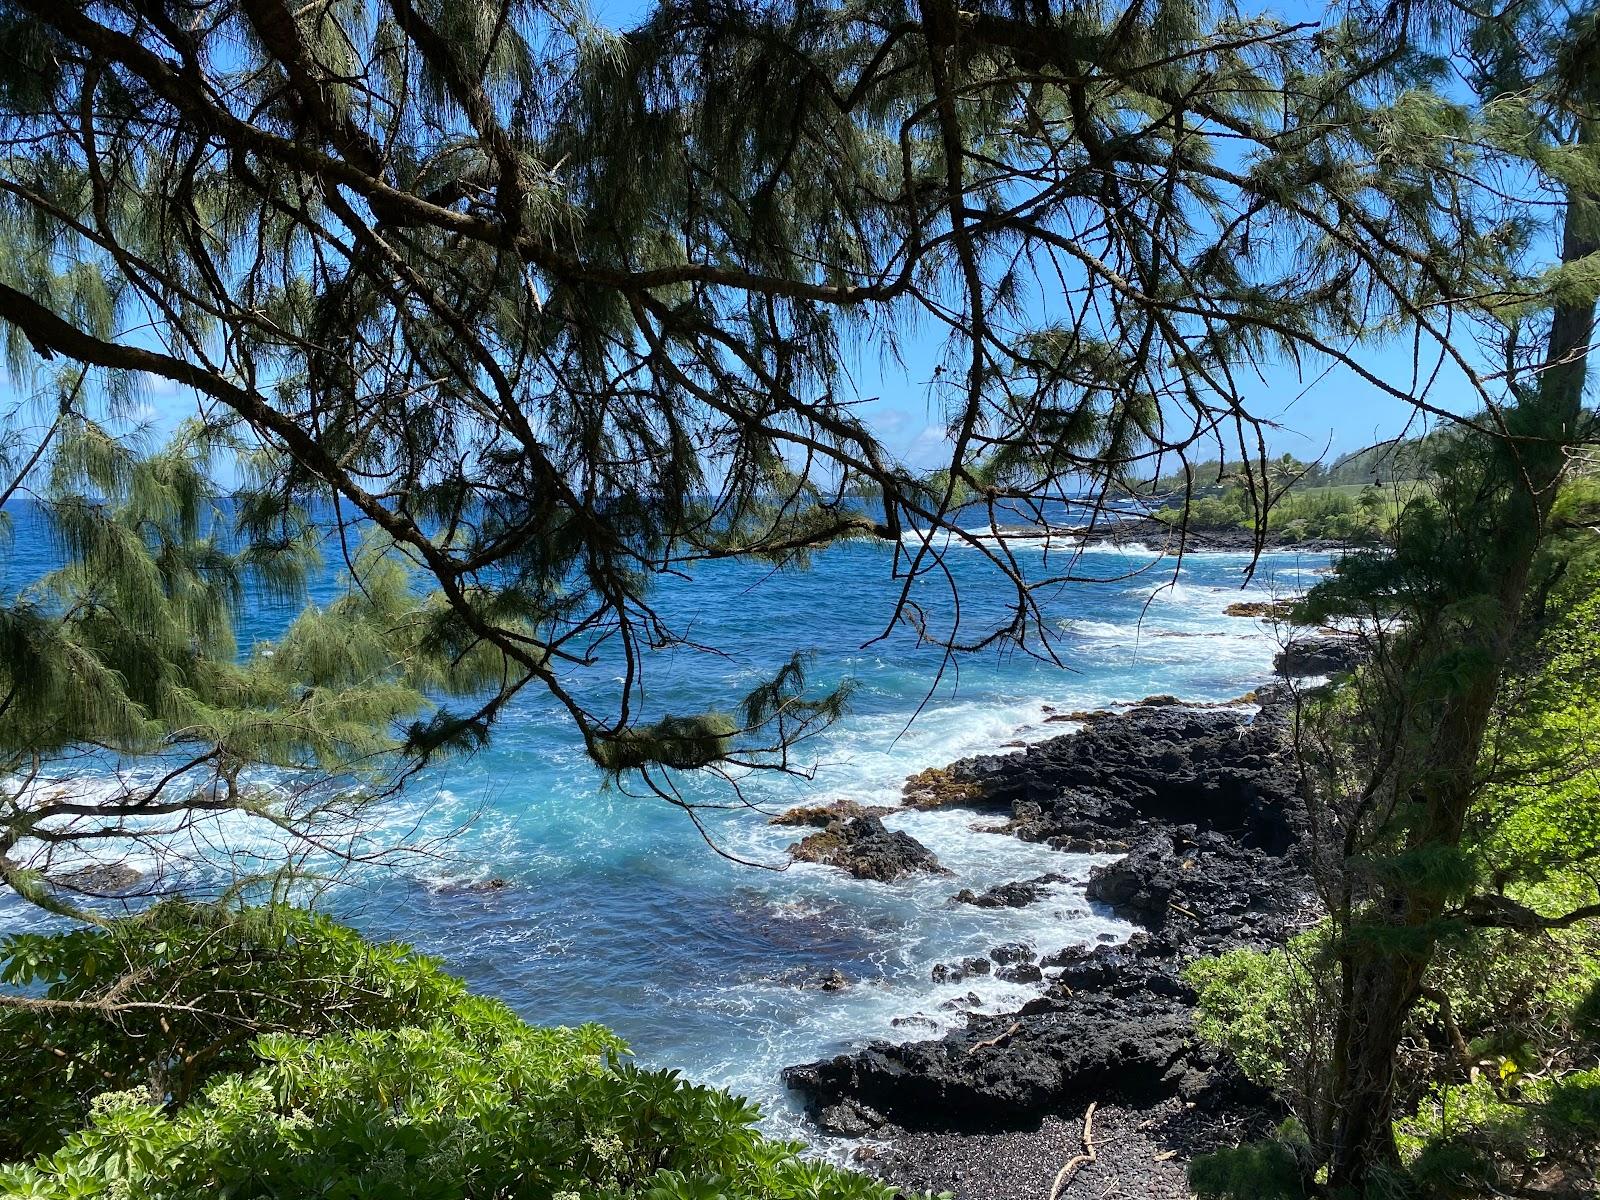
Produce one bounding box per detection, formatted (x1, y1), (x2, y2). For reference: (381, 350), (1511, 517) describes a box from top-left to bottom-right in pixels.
(1138, 436), (1441, 498)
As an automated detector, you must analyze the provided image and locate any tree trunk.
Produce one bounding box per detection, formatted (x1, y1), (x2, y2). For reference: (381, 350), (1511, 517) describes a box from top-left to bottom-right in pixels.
(1324, 124), (1598, 1190)
(1326, 687), (1503, 1186)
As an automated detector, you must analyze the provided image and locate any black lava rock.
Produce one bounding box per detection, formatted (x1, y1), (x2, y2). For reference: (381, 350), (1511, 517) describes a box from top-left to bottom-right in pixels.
(951, 873), (1067, 908)
(1273, 635), (1365, 678)
(789, 815), (950, 882)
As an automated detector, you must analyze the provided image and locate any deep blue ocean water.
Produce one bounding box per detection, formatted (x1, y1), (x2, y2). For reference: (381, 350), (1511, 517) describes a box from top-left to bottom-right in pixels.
(0, 505), (1328, 1139)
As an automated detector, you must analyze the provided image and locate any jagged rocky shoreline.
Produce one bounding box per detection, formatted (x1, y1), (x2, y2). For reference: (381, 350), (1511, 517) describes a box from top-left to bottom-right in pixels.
(777, 658), (1336, 1199)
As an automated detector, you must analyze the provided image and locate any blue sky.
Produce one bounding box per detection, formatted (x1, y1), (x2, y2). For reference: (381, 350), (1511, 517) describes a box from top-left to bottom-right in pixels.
(34, 318), (1464, 476)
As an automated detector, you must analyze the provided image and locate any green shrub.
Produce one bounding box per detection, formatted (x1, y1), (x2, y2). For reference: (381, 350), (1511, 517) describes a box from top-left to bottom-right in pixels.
(1541, 1069), (1600, 1140)
(1395, 1070), (1600, 1195)
(1189, 1135), (1307, 1200)
(0, 1014), (894, 1200)
(1185, 932), (1334, 1097)
(0, 901), (469, 1159)
(1163, 483), (1401, 542)
(1573, 980), (1600, 1047)
(1404, 1131), (1504, 1198)
(1394, 1076), (1533, 1167)
(1427, 911), (1600, 1069)
(1183, 494), (1249, 528)
(0, 906), (910, 1200)
(1187, 946), (1295, 1088)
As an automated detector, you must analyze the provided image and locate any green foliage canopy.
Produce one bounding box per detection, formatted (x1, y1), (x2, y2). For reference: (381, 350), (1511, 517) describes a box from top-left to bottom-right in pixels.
(0, 0), (1524, 787)
(0, 903), (905, 1200)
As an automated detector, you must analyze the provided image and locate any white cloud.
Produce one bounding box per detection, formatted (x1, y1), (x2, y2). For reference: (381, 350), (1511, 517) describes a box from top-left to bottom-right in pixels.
(901, 423), (952, 469)
(140, 371), (181, 398)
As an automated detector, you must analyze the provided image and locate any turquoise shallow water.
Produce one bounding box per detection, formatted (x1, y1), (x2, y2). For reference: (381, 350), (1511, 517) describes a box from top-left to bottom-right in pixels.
(0, 505), (1328, 1138)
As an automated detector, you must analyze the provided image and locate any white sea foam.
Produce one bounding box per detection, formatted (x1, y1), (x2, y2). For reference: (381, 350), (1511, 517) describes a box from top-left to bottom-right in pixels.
(1061, 617), (1136, 640)
(1080, 538), (1156, 555)
(696, 698), (1140, 1138)
(681, 808), (1134, 1142)
(0, 764), (508, 935)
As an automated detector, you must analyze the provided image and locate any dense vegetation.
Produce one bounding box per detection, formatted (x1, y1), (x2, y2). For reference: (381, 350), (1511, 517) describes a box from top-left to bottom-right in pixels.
(1138, 439), (1435, 498)
(0, 0), (1595, 1197)
(1170, 482), (1404, 544)
(1138, 445), (1438, 543)
(0, 904), (903, 1199)
(1185, 470), (1600, 1193)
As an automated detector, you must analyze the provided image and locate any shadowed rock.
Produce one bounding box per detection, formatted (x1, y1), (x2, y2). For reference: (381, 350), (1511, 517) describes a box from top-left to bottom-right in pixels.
(789, 815), (949, 882)
(951, 873), (1066, 908)
(950, 687), (1304, 854)
(1273, 635), (1364, 677)
(1043, 708), (1110, 723)
(784, 967), (1193, 1134)
(53, 862), (144, 895)
(931, 956), (992, 984)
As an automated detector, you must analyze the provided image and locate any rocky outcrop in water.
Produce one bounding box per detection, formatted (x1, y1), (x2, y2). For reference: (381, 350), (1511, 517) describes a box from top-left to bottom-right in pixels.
(951, 873), (1066, 909)
(1274, 635), (1364, 678)
(784, 688), (1311, 1145)
(1223, 599), (1297, 619)
(902, 765), (990, 810)
(53, 862), (145, 895)
(784, 940), (1216, 1134)
(769, 798), (883, 827)
(937, 688), (1304, 854)
(931, 956), (992, 984)
(788, 814), (949, 882)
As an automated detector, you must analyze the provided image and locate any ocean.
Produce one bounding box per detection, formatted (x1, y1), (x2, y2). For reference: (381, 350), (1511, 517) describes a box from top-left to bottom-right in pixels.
(0, 507), (1327, 1141)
